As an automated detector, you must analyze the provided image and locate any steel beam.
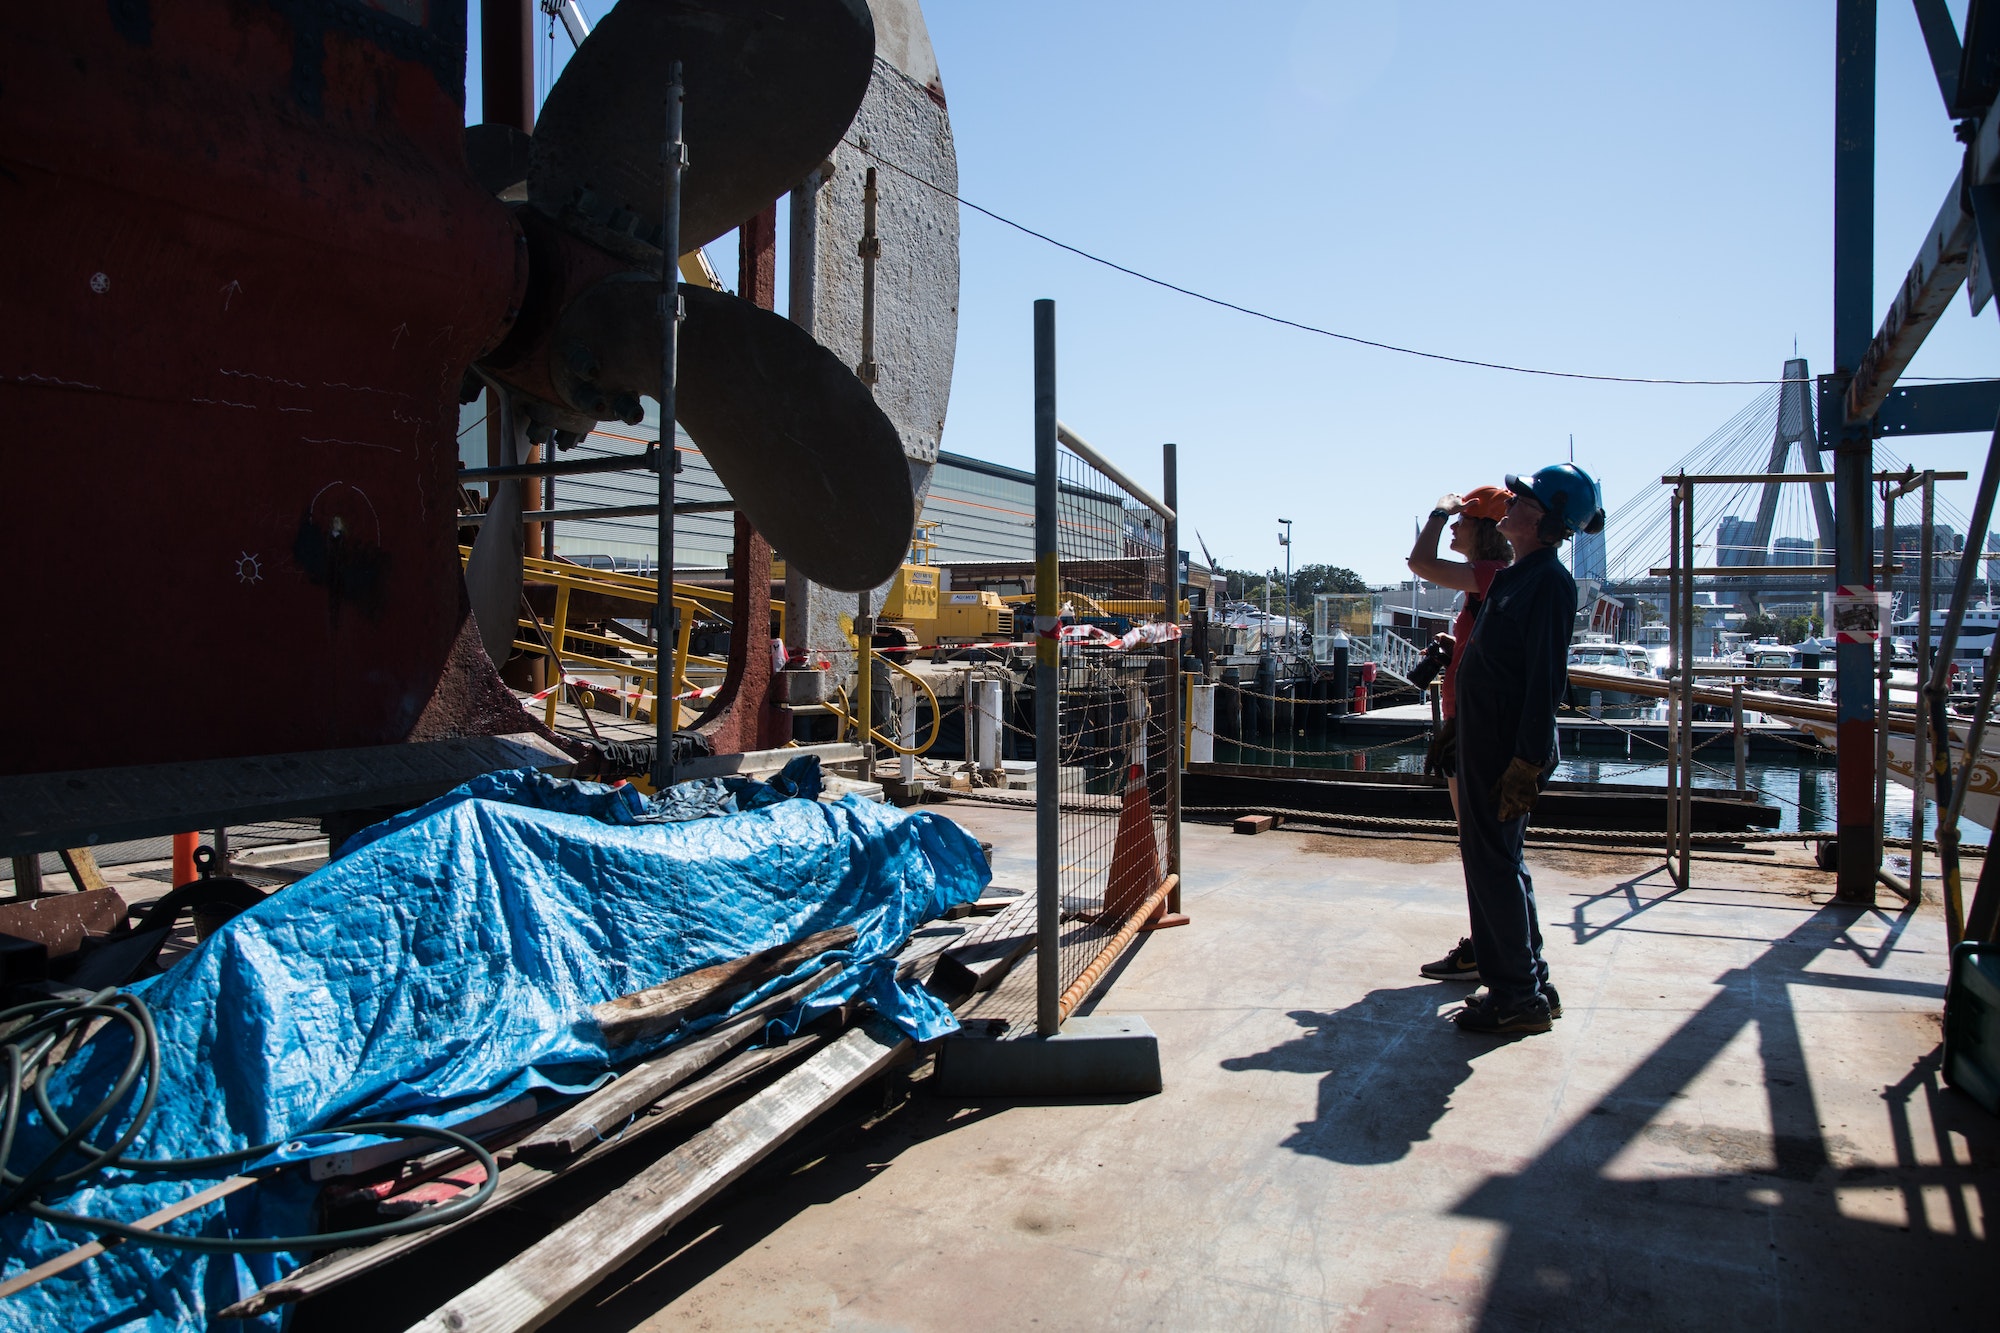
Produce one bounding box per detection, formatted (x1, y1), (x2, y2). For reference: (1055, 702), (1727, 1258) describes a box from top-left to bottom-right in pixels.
(1914, 0), (1963, 111)
(458, 451), (658, 483)
(1961, 0), (2000, 117)
(1875, 379), (2000, 434)
(1833, 0), (1878, 904)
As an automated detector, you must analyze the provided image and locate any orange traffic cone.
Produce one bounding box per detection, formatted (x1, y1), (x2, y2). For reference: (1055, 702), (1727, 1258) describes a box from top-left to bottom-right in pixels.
(1103, 763), (1161, 924)
(1103, 763), (1187, 930)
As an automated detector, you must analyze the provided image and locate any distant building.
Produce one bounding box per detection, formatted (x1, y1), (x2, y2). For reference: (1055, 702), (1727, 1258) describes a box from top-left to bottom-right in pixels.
(1772, 536), (1818, 566)
(1572, 526), (1607, 582)
(1715, 515), (1759, 568)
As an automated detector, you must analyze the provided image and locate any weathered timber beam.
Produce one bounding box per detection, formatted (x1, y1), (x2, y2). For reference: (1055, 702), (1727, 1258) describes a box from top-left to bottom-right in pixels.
(591, 926), (856, 1047)
(1848, 174), (1976, 424)
(521, 964), (840, 1163)
(219, 1037), (826, 1320)
(1850, 85), (2000, 423)
(406, 1019), (914, 1333)
(930, 891), (1038, 995)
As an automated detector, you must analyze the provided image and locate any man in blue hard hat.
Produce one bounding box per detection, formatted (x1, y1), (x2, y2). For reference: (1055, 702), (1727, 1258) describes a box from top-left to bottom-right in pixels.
(1449, 462), (1603, 1035)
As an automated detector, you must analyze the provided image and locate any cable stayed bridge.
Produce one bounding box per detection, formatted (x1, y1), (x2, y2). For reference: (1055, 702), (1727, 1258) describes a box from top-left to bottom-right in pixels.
(1593, 359), (1996, 630)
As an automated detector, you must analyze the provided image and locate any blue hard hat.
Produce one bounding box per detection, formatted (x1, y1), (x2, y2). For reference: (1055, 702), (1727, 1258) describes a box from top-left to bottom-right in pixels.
(1504, 463), (1605, 536)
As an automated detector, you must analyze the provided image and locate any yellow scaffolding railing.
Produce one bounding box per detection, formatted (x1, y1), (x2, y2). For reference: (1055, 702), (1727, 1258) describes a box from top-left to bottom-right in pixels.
(458, 549), (783, 732)
(824, 648), (943, 755)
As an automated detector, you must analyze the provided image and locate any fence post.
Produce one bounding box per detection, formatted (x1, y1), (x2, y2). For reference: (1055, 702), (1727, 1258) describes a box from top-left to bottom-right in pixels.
(1913, 471), (1933, 901)
(1033, 300), (1061, 1038)
(1163, 441), (1183, 912)
(1732, 680), (1746, 793)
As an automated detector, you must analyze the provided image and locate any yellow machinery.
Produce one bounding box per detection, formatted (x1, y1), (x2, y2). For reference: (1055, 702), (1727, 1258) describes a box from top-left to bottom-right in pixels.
(996, 592), (1191, 622)
(877, 524), (1016, 649)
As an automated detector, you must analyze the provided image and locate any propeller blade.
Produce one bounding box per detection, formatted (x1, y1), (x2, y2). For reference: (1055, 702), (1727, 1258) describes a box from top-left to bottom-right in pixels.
(529, 0), (875, 257)
(464, 123), (534, 198)
(549, 276), (914, 592)
(464, 390), (527, 667)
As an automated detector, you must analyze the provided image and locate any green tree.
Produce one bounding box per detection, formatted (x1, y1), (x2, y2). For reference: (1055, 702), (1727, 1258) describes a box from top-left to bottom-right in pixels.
(1739, 613), (1778, 639)
(1291, 563), (1369, 597)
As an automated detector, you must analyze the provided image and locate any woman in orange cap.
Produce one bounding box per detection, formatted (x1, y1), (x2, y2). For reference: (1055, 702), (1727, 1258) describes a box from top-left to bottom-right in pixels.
(1405, 483), (1512, 984)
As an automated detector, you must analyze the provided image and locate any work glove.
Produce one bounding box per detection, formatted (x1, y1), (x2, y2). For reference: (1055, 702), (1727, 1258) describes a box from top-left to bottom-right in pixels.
(1424, 717), (1458, 777)
(1494, 756), (1545, 822)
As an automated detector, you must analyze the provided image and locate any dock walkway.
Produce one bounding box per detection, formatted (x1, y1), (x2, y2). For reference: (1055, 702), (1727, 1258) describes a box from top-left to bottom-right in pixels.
(485, 804), (1983, 1332)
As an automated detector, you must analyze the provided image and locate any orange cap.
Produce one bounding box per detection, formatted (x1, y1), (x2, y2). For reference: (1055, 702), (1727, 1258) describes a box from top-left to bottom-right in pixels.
(1460, 484), (1512, 521)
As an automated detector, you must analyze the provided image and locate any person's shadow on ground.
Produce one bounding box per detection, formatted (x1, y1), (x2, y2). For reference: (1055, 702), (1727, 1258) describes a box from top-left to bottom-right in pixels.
(1221, 983), (1477, 1165)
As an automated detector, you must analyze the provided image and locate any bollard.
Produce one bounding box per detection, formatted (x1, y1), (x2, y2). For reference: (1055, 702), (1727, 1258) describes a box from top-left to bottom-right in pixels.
(897, 678), (917, 787)
(1218, 666), (1242, 741)
(972, 678), (1003, 773)
(1253, 656), (1277, 739)
(1190, 682), (1216, 763)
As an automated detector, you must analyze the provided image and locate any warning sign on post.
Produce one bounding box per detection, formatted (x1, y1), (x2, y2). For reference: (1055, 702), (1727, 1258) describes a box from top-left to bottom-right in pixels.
(1827, 586), (1890, 643)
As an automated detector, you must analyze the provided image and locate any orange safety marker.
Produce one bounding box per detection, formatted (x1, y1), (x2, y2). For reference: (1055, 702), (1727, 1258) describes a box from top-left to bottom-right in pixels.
(172, 832), (199, 887)
(1104, 763), (1171, 926)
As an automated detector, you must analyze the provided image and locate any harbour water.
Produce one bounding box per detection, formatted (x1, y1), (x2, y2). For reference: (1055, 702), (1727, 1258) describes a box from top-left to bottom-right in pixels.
(1207, 738), (1988, 848)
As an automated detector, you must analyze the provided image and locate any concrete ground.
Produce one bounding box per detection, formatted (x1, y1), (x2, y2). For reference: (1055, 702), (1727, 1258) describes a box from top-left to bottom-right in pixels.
(541, 803), (1990, 1333)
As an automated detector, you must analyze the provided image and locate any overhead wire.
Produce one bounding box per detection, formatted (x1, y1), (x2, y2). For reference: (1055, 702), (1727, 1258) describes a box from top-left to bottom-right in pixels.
(846, 140), (1986, 391)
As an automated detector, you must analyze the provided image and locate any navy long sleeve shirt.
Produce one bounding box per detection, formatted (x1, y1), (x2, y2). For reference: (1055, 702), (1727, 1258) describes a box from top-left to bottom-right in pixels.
(1455, 545), (1577, 770)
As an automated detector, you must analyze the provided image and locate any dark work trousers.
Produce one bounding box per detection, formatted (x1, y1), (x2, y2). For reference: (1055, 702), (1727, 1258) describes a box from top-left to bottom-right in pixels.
(1455, 727), (1551, 1008)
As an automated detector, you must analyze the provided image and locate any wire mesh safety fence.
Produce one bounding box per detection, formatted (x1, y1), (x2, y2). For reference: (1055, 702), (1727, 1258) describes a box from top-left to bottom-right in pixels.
(1038, 438), (1178, 1024)
(1029, 303), (1184, 1035)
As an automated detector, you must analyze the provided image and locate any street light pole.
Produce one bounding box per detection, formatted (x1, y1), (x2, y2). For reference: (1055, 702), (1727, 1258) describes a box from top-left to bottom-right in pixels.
(1279, 519), (1293, 651)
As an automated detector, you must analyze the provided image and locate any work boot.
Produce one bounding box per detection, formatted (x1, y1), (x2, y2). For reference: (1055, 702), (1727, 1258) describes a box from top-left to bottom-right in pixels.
(1542, 982), (1562, 1019)
(1452, 991), (1553, 1035)
(1420, 937), (1481, 982)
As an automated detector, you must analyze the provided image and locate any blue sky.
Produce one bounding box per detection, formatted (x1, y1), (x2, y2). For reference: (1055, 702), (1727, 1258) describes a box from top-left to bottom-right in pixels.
(472, 2), (1998, 584)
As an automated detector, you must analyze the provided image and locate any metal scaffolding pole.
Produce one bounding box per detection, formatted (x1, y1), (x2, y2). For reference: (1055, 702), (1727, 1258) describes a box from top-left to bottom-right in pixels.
(1033, 299), (1061, 1038)
(1666, 485), (1682, 881)
(1914, 471), (1933, 902)
(1679, 476), (1695, 888)
(1877, 483), (1901, 896)
(1831, 0), (1878, 904)
(1163, 441), (1183, 916)
(651, 63), (686, 792)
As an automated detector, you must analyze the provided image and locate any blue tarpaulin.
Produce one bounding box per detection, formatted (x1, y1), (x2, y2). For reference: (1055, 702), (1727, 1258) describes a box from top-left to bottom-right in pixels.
(0, 759), (987, 1330)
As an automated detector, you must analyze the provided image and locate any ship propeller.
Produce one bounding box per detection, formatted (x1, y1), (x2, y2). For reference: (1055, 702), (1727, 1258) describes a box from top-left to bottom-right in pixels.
(463, 0), (912, 668)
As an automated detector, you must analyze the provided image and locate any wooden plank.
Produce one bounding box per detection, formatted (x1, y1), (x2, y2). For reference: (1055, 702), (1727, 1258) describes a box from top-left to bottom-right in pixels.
(1233, 814), (1279, 835)
(1847, 174), (1976, 424)
(593, 927), (856, 1048)
(56, 847), (109, 893)
(0, 887), (126, 956)
(0, 732), (573, 859)
(670, 742), (863, 782)
(930, 892), (1038, 995)
(0, 1175), (257, 1299)
(407, 1020), (913, 1333)
(8, 856), (43, 899)
(218, 1035), (828, 1320)
(521, 966), (838, 1163)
